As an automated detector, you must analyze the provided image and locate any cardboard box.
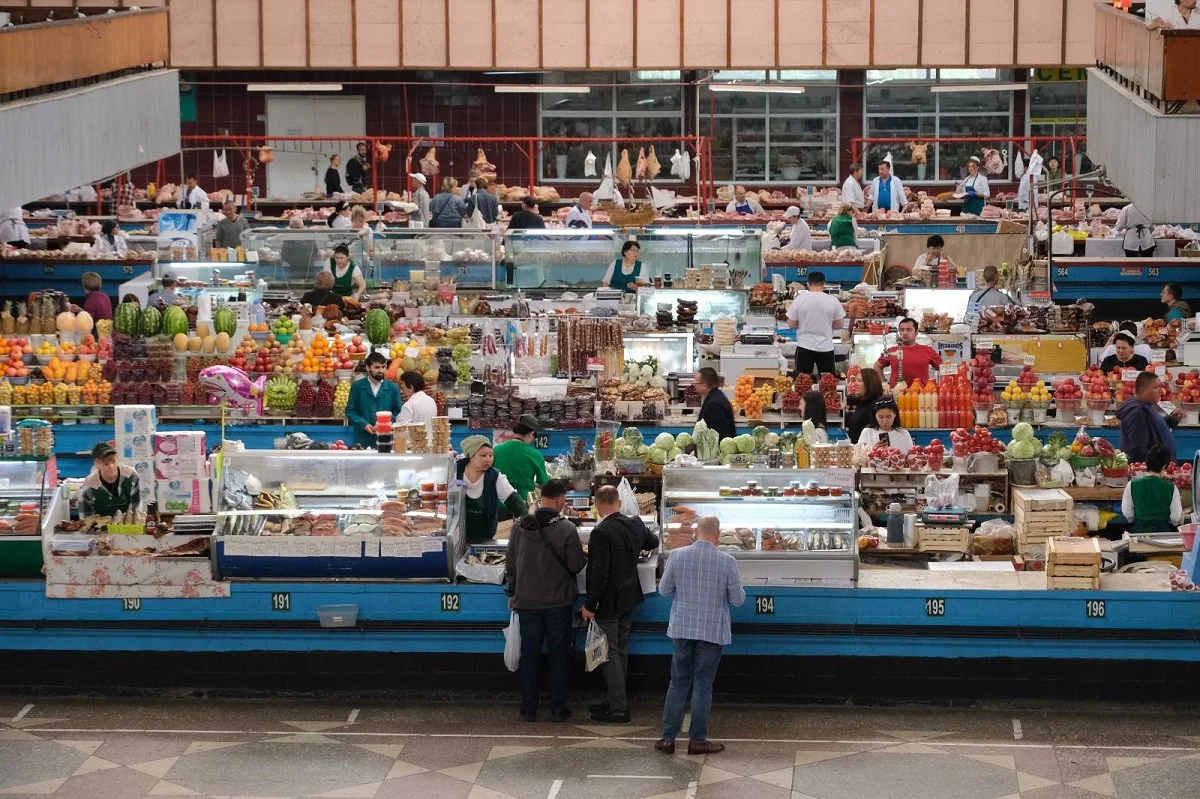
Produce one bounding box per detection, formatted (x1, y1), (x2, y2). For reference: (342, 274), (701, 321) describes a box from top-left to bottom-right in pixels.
(153, 432), (207, 479)
(114, 405), (157, 435)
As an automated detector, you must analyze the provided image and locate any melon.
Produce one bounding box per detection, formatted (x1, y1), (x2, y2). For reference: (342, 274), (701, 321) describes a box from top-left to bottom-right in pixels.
(213, 307), (237, 338)
(365, 308), (391, 346)
(215, 332), (231, 352)
(201, 335), (216, 354)
(187, 336), (202, 353)
(196, 322), (211, 338)
(56, 311), (75, 333)
(139, 306), (162, 337)
(173, 333), (189, 351)
(162, 306), (188, 337)
(74, 311), (93, 333)
(114, 302), (140, 336)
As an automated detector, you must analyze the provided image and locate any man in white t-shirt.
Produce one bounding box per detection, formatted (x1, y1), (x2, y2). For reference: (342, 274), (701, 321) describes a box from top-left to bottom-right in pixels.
(785, 272), (846, 377)
(840, 163), (865, 209)
(396, 370), (439, 434)
(565, 192), (594, 229)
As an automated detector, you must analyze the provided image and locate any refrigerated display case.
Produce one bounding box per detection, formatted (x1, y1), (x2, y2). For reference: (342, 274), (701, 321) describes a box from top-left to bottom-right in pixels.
(623, 332), (696, 376)
(506, 228), (763, 289)
(214, 450), (461, 579)
(660, 466), (858, 585)
(0, 457), (54, 578)
(635, 288), (748, 323)
(239, 228), (370, 290)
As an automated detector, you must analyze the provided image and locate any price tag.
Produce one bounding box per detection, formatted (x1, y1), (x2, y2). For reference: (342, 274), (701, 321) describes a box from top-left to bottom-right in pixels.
(1122, 368), (1139, 381)
(975, 338), (994, 351)
(1023, 354), (1037, 366)
(270, 592), (291, 612)
(1085, 599), (1106, 619)
(447, 407), (464, 420)
(121, 598), (141, 612)
(1150, 349), (1167, 363)
(939, 363), (958, 377)
(754, 595), (775, 615)
(440, 593), (460, 612)
(925, 598), (946, 617)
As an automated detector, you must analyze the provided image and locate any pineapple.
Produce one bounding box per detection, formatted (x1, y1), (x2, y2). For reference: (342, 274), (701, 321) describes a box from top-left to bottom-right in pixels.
(42, 297), (57, 335)
(298, 308), (313, 331)
(15, 303), (28, 335)
(1, 302), (12, 335)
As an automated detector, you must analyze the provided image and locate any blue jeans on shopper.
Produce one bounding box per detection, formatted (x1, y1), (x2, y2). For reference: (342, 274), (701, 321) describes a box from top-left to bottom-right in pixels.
(661, 638), (724, 742)
(517, 605), (574, 716)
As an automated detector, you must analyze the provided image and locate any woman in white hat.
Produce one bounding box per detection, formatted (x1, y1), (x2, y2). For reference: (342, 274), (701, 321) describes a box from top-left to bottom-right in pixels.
(781, 206), (812, 251)
(957, 156), (991, 216)
(410, 173), (430, 225)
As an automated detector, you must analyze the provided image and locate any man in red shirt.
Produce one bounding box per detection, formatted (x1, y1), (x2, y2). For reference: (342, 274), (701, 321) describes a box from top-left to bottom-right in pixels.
(876, 317), (942, 385)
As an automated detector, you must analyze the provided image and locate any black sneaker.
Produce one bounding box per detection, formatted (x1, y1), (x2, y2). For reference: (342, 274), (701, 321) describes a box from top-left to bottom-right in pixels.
(550, 709), (573, 723)
(588, 702), (609, 715)
(590, 710), (631, 723)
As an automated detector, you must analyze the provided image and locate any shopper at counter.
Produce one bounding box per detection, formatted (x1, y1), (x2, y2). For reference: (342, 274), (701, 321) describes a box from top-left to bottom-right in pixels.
(967, 266), (1013, 309)
(430, 178), (470, 229)
(345, 352), (402, 449)
(0, 207), (30, 247)
(396, 371), (439, 433)
(876, 317), (942, 385)
(505, 478), (585, 723)
(828, 203), (860, 249)
(214, 202), (250, 250)
(846, 367), (886, 444)
(508, 196), (546, 231)
(492, 415), (549, 509)
(176, 175), (208, 210)
(1122, 444), (1184, 533)
(1116, 203), (1155, 258)
(457, 435), (528, 544)
(695, 367), (737, 441)
(867, 160), (906, 213)
(786, 271), (846, 378)
(565, 192), (595, 229)
(801, 391), (830, 444)
(654, 515), (745, 757)
(78, 442), (142, 519)
(957, 156), (991, 216)
(1099, 333), (1150, 374)
(79, 272), (113, 322)
(912, 235), (959, 284)
(410, 173), (431, 225)
(582, 484), (659, 724)
(781, 206), (812, 251)
(328, 201), (352, 229)
(858, 399), (914, 454)
(840, 164), (865, 209)
(93, 220), (128, 258)
(346, 142), (371, 193)
(1118, 372), (1180, 463)
(725, 186), (764, 216)
(1163, 284), (1192, 322)
(299, 272), (344, 313)
(323, 244), (367, 298)
(147, 273), (187, 308)
(466, 178), (500, 224)
(601, 241), (645, 291)
(325, 155), (344, 198)
(1099, 322), (1153, 363)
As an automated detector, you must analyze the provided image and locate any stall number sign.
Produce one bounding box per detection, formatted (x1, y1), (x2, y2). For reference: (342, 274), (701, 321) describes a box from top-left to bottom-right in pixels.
(533, 434), (550, 450)
(440, 593), (461, 612)
(925, 598), (946, 617)
(120, 598), (141, 612)
(1085, 599), (1106, 619)
(271, 592), (291, 612)
(754, 596), (775, 615)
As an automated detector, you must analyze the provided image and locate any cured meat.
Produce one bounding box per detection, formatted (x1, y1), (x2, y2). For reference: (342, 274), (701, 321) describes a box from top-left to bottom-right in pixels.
(420, 147), (439, 177)
(646, 146), (661, 180)
(470, 148), (497, 183)
(982, 148), (1005, 175)
(616, 149), (632, 188)
(635, 147), (648, 180)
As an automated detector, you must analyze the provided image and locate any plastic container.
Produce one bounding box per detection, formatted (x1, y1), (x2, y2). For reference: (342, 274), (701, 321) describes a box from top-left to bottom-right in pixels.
(1180, 523), (1198, 552)
(317, 604), (359, 628)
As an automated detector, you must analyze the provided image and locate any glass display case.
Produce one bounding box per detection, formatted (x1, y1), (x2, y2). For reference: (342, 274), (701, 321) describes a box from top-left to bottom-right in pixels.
(624, 332), (695, 376)
(635, 288), (748, 323)
(0, 457), (54, 578)
(213, 451), (461, 580)
(506, 228), (763, 289)
(372, 230), (499, 289)
(660, 466), (858, 585)
(238, 229), (371, 291)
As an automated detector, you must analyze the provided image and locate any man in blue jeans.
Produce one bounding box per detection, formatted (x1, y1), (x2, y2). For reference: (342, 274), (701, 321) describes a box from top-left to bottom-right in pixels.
(505, 479), (586, 722)
(654, 515), (746, 756)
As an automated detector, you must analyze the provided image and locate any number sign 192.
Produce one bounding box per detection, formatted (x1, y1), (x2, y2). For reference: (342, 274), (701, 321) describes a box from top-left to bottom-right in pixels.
(440, 593), (460, 612)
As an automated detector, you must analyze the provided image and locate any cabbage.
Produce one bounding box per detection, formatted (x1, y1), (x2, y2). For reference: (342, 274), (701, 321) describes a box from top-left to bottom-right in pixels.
(719, 453), (734, 465)
(668, 446), (682, 460)
(735, 434), (756, 454)
(1008, 439), (1040, 459)
(635, 444), (648, 457)
(1012, 422), (1035, 442)
(654, 433), (676, 450)
(720, 438), (739, 456)
(1057, 446), (1074, 460)
(622, 427), (643, 446)
(675, 432), (693, 449)
(647, 446), (668, 465)
(752, 426), (769, 443)
(763, 432), (780, 448)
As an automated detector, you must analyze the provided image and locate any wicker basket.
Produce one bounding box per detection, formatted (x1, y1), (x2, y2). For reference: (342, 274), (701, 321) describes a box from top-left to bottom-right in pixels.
(996, 220), (1029, 234)
(601, 202), (658, 228)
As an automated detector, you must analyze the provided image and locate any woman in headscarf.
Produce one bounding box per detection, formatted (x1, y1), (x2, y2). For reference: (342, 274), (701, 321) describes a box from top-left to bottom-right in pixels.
(93, 220), (128, 257)
(457, 435), (528, 544)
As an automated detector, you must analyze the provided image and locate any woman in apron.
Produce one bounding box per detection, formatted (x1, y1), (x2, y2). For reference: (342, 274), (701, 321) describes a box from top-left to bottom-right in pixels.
(601, 241), (645, 292)
(957, 156), (991, 216)
(325, 243), (366, 298)
(1121, 444), (1184, 533)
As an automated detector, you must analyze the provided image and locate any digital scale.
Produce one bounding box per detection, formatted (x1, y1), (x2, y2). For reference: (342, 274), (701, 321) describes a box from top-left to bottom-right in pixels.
(921, 507), (970, 525)
(738, 332), (775, 346)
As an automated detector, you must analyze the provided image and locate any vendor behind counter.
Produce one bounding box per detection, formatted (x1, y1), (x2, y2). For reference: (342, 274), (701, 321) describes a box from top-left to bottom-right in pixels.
(78, 442), (143, 519)
(457, 435), (527, 543)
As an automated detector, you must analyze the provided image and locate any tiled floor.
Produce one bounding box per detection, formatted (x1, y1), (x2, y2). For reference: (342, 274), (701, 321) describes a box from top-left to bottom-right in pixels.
(0, 698), (1198, 797)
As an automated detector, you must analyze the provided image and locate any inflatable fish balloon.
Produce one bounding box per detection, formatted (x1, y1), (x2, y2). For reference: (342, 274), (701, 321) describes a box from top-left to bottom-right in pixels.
(198, 365), (265, 414)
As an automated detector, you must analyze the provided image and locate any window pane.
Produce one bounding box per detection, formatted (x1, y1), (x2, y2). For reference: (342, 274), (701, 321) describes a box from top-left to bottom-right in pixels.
(712, 70), (768, 81)
(616, 83), (682, 112)
(710, 118), (734, 183)
(616, 117), (683, 168)
(768, 85), (838, 113)
(937, 69), (1000, 81)
(734, 146), (767, 181)
(864, 116), (935, 181)
(769, 116), (834, 145)
(705, 89), (766, 114)
(539, 117), (613, 180)
(735, 117), (766, 142)
(937, 90), (1010, 113)
(540, 71), (614, 111)
(1029, 82), (1086, 123)
(776, 70), (837, 81)
(867, 69), (933, 83)
(866, 85), (936, 113)
(936, 115), (1011, 181)
(770, 144), (836, 182)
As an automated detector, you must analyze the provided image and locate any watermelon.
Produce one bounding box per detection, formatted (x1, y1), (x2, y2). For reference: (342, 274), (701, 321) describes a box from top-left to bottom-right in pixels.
(114, 302), (140, 337)
(139, 306), (162, 337)
(213, 307), (237, 338)
(162, 305), (188, 337)
(365, 308), (391, 346)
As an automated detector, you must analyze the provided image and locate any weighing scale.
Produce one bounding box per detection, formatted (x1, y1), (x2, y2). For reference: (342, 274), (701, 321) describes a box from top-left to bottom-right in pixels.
(921, 507), (971, 525)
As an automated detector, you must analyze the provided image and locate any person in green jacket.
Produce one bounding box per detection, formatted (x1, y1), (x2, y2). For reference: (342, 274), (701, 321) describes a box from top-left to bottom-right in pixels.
(828, 203), (860, 249)
(78, 442), (142, 519)
(458, 435), (527, 543)
(492, 414), (550, 509)
(1122, 444), (1184, 534)
(345, 352), (402, 449)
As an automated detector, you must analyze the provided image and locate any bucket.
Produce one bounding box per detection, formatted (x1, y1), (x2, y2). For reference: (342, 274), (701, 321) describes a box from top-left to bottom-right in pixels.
(1007, 457), (1038, 486)
(1180, 523), (1198, 551)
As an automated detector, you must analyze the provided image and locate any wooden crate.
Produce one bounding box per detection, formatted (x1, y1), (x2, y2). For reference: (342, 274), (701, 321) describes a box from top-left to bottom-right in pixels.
(1046, 537), (1100, 589)
(916, 524), (971, 553)
(1013, 489), (1074, 553)
(1047, 574), (1100, 590)
(1012, 487), (1074, 513)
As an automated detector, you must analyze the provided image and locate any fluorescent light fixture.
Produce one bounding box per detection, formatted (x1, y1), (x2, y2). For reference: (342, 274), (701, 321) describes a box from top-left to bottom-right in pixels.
(709, 83), (805, 94)
(247, 83), (343, 92)
(636, 98), (657, 105)
(494, 85), (590, 94)
(484, 71), (545, 75)
(930, 82), (1028, 93)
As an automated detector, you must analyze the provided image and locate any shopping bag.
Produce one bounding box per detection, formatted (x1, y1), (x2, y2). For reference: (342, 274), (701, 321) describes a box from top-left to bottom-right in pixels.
(213, 150), (229, 179)
(464, 207), (486, 230)
(616, 477), (640, 517)
(503, 611), (521, 672)
(584, 619), (609, 672)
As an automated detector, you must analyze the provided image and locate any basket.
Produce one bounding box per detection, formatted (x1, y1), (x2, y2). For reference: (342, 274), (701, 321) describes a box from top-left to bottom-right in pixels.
(616, 458), (647, 474)
(601, 203), (657, 228)
(996, 220), (1029, 234)
(1069, 455), (1102, 470)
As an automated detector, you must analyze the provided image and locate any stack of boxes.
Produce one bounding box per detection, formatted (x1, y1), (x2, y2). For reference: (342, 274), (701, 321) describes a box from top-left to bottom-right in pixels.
(114, 405), (157, 510)
(154, 431), (210, 514)
(1012, 487), (1075, 556)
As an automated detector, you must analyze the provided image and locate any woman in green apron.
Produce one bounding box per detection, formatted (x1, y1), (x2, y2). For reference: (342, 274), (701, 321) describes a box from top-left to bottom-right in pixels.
(1121, 444), (1184, 534)
(958, 156), (991, 216)
(456, 435), (528, 544)
(601, 241), (645, 292)
(327, 243), (366, 298)
(828, 203), (860, 249)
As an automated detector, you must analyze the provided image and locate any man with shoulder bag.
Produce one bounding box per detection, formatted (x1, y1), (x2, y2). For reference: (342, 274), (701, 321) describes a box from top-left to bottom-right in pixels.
(582, 485), (659, 723)
(505, 479), (585, 723)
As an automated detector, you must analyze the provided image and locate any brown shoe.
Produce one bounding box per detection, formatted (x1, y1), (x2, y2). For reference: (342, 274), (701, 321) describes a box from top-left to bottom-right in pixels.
(687, 740), (725, 755)
(653, 738), (675, 755)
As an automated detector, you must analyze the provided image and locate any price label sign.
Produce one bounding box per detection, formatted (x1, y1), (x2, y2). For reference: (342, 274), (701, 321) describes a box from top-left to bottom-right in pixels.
(975, 338), (994, 352)
(939, 363), (958, 377)
(1023, 354), (1038, 367)
(754, 596), (775, 615)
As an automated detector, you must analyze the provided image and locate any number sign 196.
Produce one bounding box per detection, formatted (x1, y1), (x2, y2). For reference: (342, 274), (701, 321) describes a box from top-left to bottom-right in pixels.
(1085, 599), (1105, 619)
(925, 598), (946, 617)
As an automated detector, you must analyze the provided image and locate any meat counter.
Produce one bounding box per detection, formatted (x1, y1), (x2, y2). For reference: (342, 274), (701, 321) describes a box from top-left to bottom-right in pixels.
(213, 451), (461, 580)
(660, 466), (859, 586)
(0, 457), (54, 578)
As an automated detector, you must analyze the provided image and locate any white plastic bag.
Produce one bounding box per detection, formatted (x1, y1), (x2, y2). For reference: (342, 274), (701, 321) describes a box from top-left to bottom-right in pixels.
(584, 619), (609, 672)
(463, 206), (485, 230)
(584, 151), (597, 177)
(503, 611), (521, 672)
(616, 478), (640, 517)
(213, 150), (229, 179)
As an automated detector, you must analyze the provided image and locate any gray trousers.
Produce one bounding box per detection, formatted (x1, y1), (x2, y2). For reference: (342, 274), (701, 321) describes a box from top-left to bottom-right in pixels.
(598, 612), (634, 713)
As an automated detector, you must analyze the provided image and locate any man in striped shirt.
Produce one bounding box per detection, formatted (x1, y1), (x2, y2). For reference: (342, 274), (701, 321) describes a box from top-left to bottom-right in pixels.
(654, 516), (745, 756)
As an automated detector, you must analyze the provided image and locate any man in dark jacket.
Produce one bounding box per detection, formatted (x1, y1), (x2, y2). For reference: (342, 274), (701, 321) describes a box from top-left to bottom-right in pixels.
(1117, 371), (1181, 463)
(695, 367), (737, 442)
(505, 479), (585, 723)
(346, 142), (371, 193)
(582, 484), (659, 723)
(507, 196), (545, 231)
